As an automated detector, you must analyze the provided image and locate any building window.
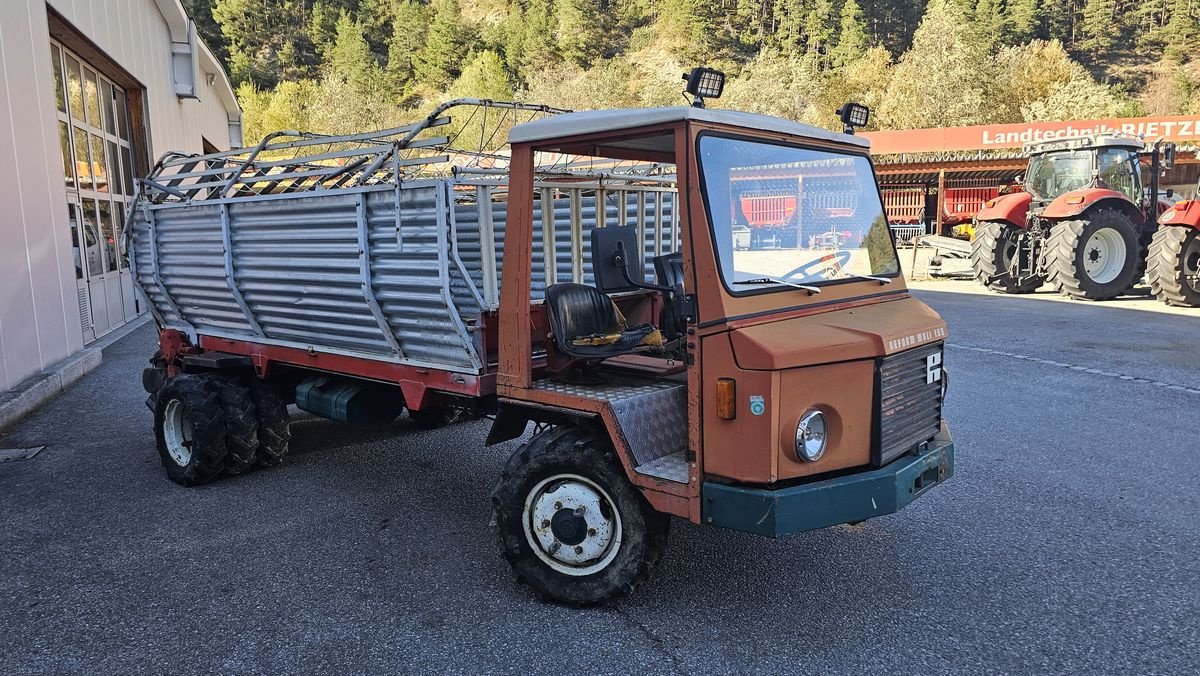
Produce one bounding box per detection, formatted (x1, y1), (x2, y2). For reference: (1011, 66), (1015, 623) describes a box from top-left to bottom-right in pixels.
(51, 38), (138, 273)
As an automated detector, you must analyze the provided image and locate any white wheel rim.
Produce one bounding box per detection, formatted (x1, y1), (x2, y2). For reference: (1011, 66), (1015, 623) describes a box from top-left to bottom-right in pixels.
(1082, 227), (1126, 284)
(163, 399), (193, 466)
(523, 473), (622, 577)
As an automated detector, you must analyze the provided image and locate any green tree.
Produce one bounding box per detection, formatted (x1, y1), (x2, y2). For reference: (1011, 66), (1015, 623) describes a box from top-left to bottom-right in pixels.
(804, 0), (838, 66)
(386, 0), (429, 94)
(1163, 0), (1200, 62)
(415, 0), (471, 88)
(557, 0), (621, 66)
(1079, 0), (1117, 59)
(213, 0), (321, 86)
(503, 0), (559, 81)
(878, 0), (995, 129)
(830, 0), (869, 67)
(1008, 0), (1043, 43)
(325, 12), (384, 94)
(973, 0), (1014, 49)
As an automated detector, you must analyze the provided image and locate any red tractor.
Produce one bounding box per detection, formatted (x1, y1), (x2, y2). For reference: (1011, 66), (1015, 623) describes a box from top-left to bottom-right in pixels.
(1149, 187), (1200, 306)
(971, 135), (1175, 300)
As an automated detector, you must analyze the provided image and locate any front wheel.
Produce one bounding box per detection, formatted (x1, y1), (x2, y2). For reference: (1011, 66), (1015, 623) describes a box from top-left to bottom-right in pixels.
(491, 426), (669, 604)
(1147, 225), (1200, 307)
(1045, 209), (1145, 300)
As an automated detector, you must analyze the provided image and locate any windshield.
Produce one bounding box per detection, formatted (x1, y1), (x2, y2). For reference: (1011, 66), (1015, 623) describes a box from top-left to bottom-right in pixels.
(697, 135), (899, 292)
(1026, 150), (1093, 201)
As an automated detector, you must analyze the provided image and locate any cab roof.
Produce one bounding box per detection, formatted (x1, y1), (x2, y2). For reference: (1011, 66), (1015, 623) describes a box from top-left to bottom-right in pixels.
(508, 106), (870, 149)
(1026, 133), (1144, 155)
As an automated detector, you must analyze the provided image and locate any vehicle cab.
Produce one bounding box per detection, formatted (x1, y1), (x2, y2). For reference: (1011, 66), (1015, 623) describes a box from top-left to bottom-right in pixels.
(490, 92), (954, 602)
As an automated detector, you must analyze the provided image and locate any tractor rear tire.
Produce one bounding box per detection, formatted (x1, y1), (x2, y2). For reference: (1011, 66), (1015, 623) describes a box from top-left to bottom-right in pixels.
(211, 376), (259, 475)
(248, 379), (291, 467)
(970, 220), (1042, 293)
(1045, 208), (1144, 301)
(154, 375), (228, 487)
(491, 426), (670, 605)
(1147, 225), (1200, 307)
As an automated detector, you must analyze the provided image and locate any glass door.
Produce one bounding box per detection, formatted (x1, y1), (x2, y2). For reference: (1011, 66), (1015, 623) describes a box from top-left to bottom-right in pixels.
(50, 39), (141, 341)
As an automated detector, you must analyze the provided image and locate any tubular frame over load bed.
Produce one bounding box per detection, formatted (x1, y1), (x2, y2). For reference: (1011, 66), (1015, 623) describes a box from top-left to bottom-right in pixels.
(128, 100), (682, 391)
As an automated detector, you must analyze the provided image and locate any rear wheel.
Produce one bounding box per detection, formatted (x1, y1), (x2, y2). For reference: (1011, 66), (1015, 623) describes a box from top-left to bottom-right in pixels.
(248, 379), (291, 466)
(1147, 225), (1200, 307)
(970, 220), (1042, 293)
(154, 375), (227, 486)
(1045, 209), (1145, 300)
(211, 377), (259, 475)
(491, 426), (669, 605)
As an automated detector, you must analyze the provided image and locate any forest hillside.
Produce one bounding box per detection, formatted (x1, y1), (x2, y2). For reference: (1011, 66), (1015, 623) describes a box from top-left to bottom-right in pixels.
(185, 0), (1200, 141)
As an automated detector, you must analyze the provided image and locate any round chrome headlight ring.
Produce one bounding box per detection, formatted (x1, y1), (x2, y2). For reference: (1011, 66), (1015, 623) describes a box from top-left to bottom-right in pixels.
(795, 409), (828, 462)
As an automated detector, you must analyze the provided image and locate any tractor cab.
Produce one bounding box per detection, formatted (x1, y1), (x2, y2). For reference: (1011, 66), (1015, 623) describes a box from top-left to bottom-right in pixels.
(488, 88), (953, 601)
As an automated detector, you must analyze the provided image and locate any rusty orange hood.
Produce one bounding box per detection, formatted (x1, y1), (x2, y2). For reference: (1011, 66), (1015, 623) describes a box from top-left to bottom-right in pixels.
(729, 295), (946, 370)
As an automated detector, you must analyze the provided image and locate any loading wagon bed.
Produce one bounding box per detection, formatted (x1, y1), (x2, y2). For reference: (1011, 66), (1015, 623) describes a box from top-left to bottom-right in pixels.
(128, 100), (682, 392)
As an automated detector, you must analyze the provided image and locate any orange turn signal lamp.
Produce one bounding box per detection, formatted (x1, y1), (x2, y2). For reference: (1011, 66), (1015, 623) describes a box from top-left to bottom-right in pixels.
(1065, 195), (1086, 205)
(716, 378), (736, 419)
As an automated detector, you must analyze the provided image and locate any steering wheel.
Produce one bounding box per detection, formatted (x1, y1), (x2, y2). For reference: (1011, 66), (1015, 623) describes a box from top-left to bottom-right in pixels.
(782, 250), (853, 282)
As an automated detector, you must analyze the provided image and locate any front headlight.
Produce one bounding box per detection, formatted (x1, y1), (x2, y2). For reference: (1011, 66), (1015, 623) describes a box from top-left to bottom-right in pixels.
(795, 409), (828, 462)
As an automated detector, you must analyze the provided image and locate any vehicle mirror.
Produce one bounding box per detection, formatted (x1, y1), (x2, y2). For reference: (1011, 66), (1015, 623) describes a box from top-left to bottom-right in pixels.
(590, 226), (645, 293)
(1162, 142), (1177, 170)
(1167, 188), (1175, 199)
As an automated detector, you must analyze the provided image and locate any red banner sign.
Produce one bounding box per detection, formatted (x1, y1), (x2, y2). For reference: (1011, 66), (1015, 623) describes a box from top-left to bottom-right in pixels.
(862, 115), (1200, 155)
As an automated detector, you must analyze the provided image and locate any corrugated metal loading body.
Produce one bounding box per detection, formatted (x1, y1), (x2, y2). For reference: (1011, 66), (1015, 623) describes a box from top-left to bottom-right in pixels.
(878, 343), (943, 465)
(131, 179), (679, 375)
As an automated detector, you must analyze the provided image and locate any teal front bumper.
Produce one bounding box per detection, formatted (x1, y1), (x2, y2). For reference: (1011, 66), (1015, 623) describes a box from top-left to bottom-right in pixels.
(701, 427), (954, 538)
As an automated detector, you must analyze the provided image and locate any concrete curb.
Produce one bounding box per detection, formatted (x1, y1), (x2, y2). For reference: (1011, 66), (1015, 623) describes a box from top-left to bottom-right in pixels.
(0, 348), (103, 433)
(0, 315), (152, 433)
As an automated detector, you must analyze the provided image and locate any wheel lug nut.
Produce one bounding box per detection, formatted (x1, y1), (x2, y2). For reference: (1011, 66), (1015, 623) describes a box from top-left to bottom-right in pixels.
(575, 546), (583, 554)
(549, 541), (560, 553)
(574, 505), (586, 515)
(541, 519), (550, 528)
(554, 501), (562, 510)
(587, 528), (597, 536)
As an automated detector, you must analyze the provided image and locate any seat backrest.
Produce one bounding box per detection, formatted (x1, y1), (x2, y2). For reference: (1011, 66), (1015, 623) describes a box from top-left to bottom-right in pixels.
(653, 252), (683, 289)
(544, 283), (620, 347)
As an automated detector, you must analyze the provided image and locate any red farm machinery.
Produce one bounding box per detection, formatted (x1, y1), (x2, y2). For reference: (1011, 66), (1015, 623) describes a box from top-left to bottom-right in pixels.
(1150, 183), (1200, 305)
(970, 134), (1176, 300)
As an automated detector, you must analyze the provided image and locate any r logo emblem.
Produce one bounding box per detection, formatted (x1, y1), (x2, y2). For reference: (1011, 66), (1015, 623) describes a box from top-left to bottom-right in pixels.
(926, 352), (943, 385)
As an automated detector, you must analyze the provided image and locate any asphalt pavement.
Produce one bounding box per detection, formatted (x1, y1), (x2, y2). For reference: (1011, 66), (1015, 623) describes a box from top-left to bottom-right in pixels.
(1, 287), (1197, 674)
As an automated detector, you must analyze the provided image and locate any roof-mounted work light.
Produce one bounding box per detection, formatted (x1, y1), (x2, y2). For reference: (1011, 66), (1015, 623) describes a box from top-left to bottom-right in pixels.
(683, 67), (725, 108)
(836, 102), (870, 135)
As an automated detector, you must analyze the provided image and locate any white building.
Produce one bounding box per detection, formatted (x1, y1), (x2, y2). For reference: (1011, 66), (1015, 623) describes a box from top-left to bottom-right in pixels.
(0, 0), (240, 395)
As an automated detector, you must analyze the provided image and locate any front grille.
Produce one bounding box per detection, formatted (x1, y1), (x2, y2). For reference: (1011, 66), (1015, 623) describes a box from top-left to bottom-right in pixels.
(876, 342), (944, 466)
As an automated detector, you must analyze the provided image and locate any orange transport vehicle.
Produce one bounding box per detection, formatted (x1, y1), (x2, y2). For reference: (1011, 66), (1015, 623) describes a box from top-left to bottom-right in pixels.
(131, 75), (954, 604)
(1149, 182), (1200, 306)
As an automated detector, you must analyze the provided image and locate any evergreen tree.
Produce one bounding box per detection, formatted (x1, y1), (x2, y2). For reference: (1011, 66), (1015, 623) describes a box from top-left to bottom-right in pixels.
(386, 1), (429, 92)
(326, 12), (384, 94)
(831, 0), (869, 67)
(415, 0), (471, 89)
(1080, 0), (1117, 59)
(1008, 0), (1044, 43)
(1164, 0), (1200, 62)
(557, 0), (621, 66)
(804, 0), (838, 67)
(974, 0), (1014, 48)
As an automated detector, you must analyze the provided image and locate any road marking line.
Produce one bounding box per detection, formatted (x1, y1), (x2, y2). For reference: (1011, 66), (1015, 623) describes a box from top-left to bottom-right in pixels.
(946, 343), (1200, 395)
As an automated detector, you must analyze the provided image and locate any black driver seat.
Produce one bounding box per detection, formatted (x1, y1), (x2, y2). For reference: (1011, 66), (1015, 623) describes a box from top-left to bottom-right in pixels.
(544, 283), (659, 359)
